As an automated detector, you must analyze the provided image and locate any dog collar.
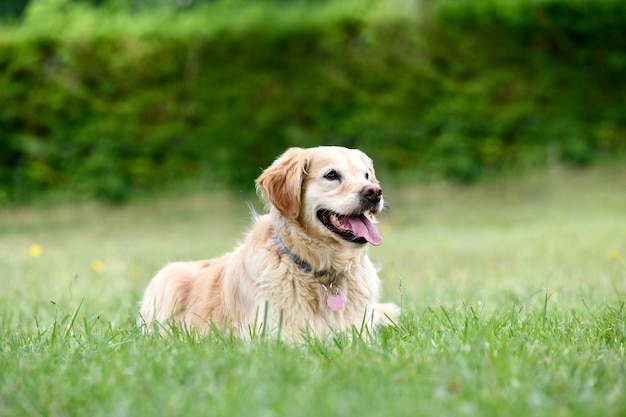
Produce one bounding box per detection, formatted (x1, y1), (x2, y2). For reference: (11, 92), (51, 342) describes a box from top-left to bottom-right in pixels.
(273, 235), (346, 283)
(273, 235), (324, 276)
(273, 235), (345, 311)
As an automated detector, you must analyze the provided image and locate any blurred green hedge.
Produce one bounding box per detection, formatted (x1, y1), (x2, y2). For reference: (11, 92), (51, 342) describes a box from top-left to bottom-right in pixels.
(1, 0), (625, 203)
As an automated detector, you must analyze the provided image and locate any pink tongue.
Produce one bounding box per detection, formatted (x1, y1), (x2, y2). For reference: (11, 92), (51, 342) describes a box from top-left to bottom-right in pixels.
(345, 216), (383, 246)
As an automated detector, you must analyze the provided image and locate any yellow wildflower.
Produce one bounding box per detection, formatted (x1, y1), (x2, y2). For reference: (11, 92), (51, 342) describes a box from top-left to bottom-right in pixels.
(608, 250), (619, 260)
(91, 259), (104, 273)
(29, 244), (42, 258)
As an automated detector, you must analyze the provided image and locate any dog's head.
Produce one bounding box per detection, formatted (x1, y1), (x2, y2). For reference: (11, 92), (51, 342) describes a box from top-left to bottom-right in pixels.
(256, 146), (384, 246)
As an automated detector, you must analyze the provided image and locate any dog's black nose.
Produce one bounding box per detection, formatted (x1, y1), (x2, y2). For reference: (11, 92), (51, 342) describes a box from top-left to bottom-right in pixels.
(361, 184), (382, 204)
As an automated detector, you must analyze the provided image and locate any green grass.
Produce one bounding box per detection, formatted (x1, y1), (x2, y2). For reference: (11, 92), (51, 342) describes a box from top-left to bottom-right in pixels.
(1, 165), (625, 416)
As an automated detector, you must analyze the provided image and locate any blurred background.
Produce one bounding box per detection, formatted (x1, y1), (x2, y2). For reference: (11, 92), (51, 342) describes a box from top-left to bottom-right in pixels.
(1, 0), (625, 204)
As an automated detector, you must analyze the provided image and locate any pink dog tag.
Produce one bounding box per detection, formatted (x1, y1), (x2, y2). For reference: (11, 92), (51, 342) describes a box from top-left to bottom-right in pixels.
(327, 294), (343, 311)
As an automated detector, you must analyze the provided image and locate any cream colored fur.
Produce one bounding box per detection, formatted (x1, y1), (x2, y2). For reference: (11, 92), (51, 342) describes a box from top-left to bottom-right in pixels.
(139, 146), (400, 339)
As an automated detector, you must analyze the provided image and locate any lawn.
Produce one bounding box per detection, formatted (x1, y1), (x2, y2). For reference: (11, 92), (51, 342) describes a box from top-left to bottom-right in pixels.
(0, 165), (625, 416)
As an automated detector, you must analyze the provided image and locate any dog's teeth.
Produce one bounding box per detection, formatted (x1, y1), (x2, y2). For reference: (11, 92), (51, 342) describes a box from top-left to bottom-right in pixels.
(332, 215), (348, 230)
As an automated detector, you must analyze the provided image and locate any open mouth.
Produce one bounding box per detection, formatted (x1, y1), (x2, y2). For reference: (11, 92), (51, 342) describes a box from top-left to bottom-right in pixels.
(316, 210), (382, 246)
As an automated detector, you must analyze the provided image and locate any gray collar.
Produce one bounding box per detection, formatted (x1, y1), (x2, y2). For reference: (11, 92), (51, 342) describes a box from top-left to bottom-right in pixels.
(273, 235), (333, 279)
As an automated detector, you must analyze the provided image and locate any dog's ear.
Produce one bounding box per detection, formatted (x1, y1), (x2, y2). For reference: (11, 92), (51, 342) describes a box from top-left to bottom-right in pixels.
(256, 147), (309, 220)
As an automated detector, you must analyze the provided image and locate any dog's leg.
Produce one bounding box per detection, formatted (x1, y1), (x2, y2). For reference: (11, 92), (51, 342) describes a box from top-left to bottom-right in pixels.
(373, 303), (401, 326)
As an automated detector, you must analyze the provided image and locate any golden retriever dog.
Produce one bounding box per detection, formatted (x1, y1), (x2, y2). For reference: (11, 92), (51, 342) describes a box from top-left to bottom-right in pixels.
(139, 146), (400, 339)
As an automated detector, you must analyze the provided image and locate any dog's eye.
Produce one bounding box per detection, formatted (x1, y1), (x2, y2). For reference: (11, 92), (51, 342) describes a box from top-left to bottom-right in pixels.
(365, 172), (370, 180)
(324, 170), (340, 181)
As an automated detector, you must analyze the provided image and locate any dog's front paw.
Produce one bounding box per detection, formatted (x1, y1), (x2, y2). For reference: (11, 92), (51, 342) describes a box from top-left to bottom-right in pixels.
(374, 303), (401, 326)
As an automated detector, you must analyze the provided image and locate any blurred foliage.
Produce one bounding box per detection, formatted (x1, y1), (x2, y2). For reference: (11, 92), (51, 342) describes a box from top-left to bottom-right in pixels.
(1, 0), (625, 203)
(0, 0), (28, 18)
